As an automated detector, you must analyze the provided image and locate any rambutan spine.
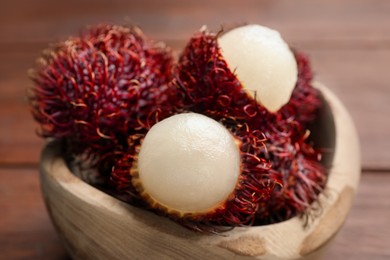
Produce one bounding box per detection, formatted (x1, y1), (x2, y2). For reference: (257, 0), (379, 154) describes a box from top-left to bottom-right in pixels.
(174, 26), (327, 225)
(111, 113), (283, 228)
(29, 22), (329, 231)
(29, 24), (179, 155)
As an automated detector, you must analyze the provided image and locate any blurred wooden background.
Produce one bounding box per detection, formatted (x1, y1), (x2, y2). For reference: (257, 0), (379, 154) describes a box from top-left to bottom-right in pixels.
(0, 0), (389, 259)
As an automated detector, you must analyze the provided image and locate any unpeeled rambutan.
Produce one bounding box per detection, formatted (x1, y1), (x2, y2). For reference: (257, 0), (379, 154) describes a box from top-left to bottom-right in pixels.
(29, 24), (178, 154)
(30, 22), (328, 230)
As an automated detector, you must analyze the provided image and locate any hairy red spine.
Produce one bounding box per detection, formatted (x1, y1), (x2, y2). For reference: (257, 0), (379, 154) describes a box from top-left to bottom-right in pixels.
(29, 24), (178, 154)
(175, 28), (327, 225)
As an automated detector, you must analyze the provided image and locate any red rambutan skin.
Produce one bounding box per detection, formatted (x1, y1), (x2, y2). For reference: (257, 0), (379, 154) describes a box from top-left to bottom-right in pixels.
(42, 24), (326, 230)
(174, 28), (327, 225)
(175, 29), (321, 126)
(279, 51), (322, 124)
(110, 119), (283, 229)
(29, 24), (179, 154)
(175, 30), (265, 125)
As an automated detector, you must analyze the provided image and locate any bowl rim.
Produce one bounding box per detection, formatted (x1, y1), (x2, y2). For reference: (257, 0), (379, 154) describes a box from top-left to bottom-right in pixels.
(40, 82), (361, 259)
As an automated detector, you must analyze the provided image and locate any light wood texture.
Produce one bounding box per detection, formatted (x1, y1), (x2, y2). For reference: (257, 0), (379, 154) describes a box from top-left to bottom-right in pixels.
(39, 85), (360, 260)
(1, 0), (390, 259)
(2, 169), (389, 260)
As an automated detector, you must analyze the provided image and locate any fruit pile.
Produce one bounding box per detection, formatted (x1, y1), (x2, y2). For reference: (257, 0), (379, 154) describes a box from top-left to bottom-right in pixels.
(29, 23), (327, 231)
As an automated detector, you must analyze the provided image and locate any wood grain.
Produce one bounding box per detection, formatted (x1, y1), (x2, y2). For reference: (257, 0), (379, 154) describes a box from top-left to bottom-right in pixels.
(307, 49), (390, 169)
(0, 169), (69, 260)
(1, 169), (389, 260)
(0, 102), (44, 165)
(1, 0), (389, 258)
(325, 173), (390, 260)
(1, 0), (390, 44)
(36, 84), (360, 260)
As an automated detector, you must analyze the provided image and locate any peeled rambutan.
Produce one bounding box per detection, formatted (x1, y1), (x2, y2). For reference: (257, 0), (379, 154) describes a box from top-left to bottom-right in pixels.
(31, 22), (328, 230)
(29, 24), (178, 154)
(173, 24), (327, 225)
(176, 24), (320, 124)
(111, 113), (283, 228)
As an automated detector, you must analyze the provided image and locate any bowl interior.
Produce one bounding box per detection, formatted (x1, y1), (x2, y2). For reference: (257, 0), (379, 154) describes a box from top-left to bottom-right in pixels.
(40, 83), (360, 260)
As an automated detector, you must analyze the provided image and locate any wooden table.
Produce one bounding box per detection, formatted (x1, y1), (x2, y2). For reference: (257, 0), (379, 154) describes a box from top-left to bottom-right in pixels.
(1, 0), (389, 259)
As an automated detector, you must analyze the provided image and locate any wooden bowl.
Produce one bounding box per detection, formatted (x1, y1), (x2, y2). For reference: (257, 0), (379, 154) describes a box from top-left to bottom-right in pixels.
(40, 83), (360, 260)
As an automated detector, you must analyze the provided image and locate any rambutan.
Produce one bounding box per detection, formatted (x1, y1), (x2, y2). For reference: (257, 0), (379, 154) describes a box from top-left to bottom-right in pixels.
(29, 24), (178, 155)
(175, 25), (320, 124)
(172, 24), (327, 225)
(279, 51), (322, 124)
(111, 113), (283, 228)
(30, 22), (328, 230)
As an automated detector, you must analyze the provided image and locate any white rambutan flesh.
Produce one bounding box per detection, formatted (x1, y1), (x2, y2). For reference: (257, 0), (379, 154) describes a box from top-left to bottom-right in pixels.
(218, 24), (298, 112)
(137, 113), (241, 215)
